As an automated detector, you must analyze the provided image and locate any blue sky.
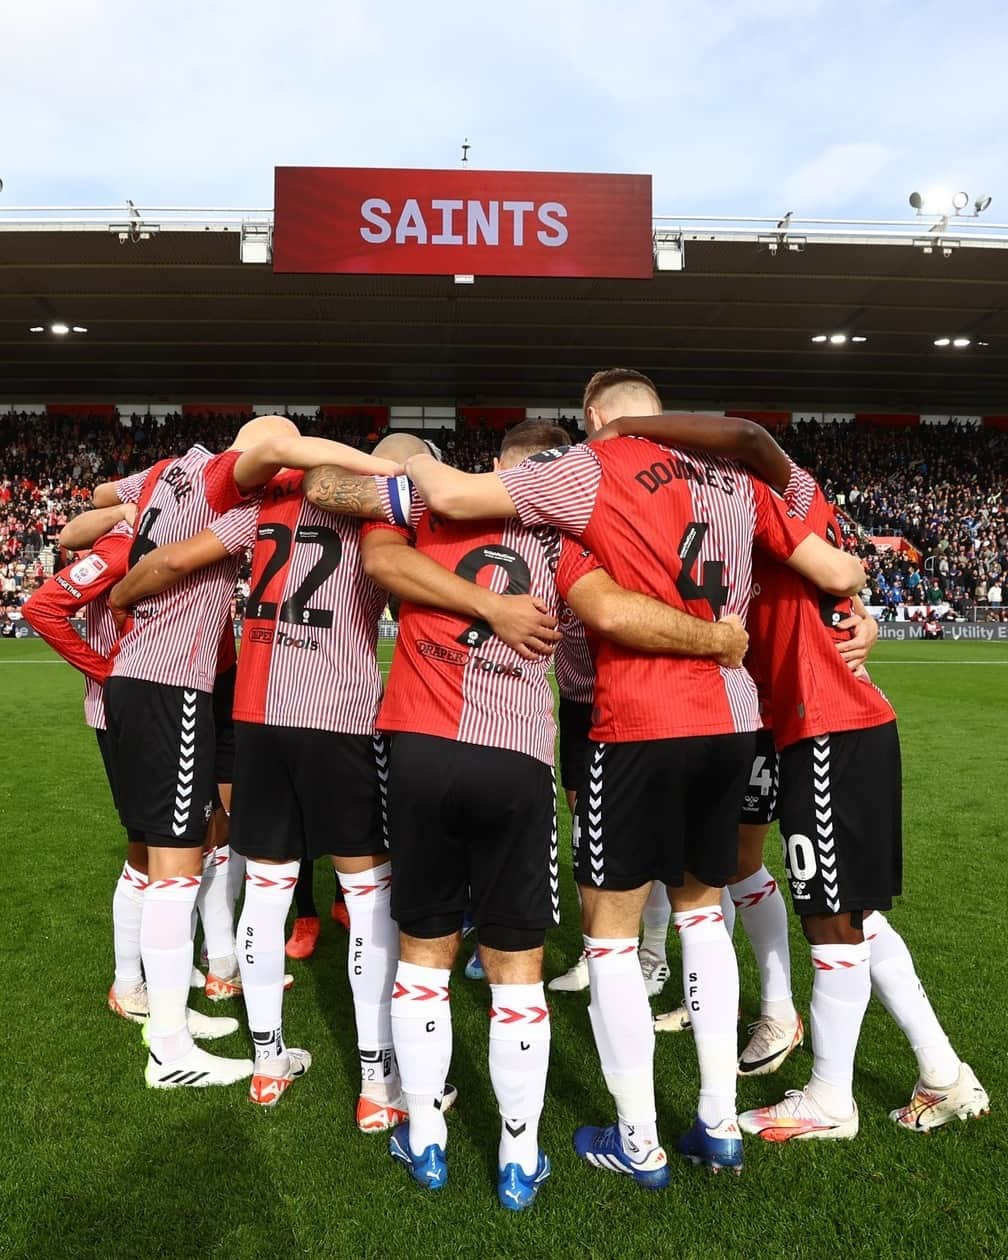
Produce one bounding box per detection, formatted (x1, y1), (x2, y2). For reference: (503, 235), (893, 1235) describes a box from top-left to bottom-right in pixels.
(3, 0), (1005, 221)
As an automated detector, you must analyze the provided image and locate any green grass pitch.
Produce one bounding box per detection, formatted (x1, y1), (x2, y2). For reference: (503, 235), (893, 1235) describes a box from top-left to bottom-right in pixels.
(0, 638), (1005, 1259)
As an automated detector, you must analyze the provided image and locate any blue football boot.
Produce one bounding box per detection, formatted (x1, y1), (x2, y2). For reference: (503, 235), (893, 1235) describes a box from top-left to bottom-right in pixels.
(497, 1151), (551, 1210)
(677, 1116), (743, 1174)
(572, 1123), (670, 1190)
(389, 1123), (448, 1190)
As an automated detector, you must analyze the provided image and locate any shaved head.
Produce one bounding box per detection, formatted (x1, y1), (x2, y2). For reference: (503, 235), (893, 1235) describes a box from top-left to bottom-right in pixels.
(230, 413), (300, 451)
(372, 432), (429, 463)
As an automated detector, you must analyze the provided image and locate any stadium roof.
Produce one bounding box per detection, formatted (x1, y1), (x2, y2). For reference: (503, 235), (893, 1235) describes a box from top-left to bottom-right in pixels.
(2, 208), (1007, 411)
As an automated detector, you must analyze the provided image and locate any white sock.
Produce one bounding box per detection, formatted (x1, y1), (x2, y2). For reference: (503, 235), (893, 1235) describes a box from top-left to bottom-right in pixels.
(113, 862), (146, 991)
(729, 867), (796, 1023)
(807, 941), (871, 1117)
(143, 874), (202, 1063)
(340, 863), (400, 1101)
(391, 960), (452, 1156)
(674, 907), (739, 1127)
(197, 845), (238, 978)
(719, 887), (737, 938)
(489, 982), (550, 1175)
(237, 860), (299, 1065)
(226, 849), (246, 916)
(584, 936), (659, 1158)
(864, 912), (960, 1087)
(640, 884), (670, 961)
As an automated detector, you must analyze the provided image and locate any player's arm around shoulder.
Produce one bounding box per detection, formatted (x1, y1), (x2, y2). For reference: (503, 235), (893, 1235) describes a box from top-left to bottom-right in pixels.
(232, 435), (402, 493)
(591, 413), (792, 492)
(303, 467), (388, 519)
(404, 453), (518, 520)
(360, 527), (559, 660)
(108, 528), (232, 618)
(563, 567), (747, 668)
(59, 502), (136, 551)
(786, 534), (865, 597)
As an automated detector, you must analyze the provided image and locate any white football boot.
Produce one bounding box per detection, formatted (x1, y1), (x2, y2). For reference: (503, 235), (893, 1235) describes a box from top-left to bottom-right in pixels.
(889, 1063), (990, 1132)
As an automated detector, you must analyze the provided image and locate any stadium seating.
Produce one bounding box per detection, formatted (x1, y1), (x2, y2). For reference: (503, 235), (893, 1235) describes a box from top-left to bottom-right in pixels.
(2, 411), (1005, 625)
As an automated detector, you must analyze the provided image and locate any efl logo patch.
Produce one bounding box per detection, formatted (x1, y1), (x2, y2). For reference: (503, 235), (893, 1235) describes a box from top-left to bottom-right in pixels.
(527, 447), (569, 464)
(69, 554), (108, 587)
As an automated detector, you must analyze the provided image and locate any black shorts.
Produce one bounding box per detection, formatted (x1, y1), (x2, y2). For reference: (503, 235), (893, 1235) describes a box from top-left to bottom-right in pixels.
(558, 696), (593, 795)
(575, 734), (754, 891)
(95, 727), (121, 812)
(212, 664), (237, 786)
(386, 733), (558, 935)
(102, 677), (217, 847)
(778, 721), (903, 916)
(229, 721), (387, 863)
(739, 728), (780, 826)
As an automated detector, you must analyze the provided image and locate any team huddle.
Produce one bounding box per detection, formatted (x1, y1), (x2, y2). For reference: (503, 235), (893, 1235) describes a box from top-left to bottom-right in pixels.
(24, 368), (989, 1211)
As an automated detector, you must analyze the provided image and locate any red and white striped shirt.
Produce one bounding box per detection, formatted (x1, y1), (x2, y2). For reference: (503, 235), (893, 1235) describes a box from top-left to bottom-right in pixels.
(22, 522), (132, 729)
(554, 607), (595, 705)
(498, 439), (812, 741)
(369, 504), (599, 765)
(210, 470), (386, 734)
(111, 446), (257, 693)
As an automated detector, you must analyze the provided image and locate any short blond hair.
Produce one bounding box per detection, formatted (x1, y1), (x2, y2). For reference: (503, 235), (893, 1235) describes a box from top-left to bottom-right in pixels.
(582, 368), (662, 414)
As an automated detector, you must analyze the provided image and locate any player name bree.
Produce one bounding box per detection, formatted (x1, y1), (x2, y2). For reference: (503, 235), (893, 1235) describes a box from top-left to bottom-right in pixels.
(635, 455), (736, 497)
(161, 464), (193, 503)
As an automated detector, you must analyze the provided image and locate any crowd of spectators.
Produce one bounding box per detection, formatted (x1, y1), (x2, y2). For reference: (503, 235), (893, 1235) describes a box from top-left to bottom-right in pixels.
(786, 421), (1007, 617)
(2, 410), (1005, 632)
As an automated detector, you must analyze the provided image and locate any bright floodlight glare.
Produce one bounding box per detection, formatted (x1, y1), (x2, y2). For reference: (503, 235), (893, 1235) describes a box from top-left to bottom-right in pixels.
(952, 191), (969, 211)
(829, 333), (847, 345)
(953, 337), (971, 347)
(909, 191), (923, 210)
(29, 325), (44, 333)
(50, 322), (70, 335)
(925, 187), (951, 213)
(975, 194), (992, 214)
(851, 335), (867, 343)
(933, 338), (951, 347)
(811, 334), (828, 343)
(72, 325), (88, 333)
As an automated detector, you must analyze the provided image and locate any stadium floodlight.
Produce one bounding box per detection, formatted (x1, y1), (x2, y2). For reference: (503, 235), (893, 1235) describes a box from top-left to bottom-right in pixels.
(909, 191), (924, 210)
(952, 191), (969, 212)
(50, 322), (69, 336)
(952, 337), (971, 348)
(811, 334), (828, 343)
(72, 325), (88, 333)
(28, 326), (44, 333)
(933, 338), (951, 347)
(829, 333), (847, 345)
(851, 336), (867, 343)
(975, 194), (992, 214)
(453, 274), (475, 285)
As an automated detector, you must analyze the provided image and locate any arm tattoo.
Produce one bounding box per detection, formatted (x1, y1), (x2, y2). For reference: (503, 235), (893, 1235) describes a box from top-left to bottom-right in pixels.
(302, 466), (383, 520)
